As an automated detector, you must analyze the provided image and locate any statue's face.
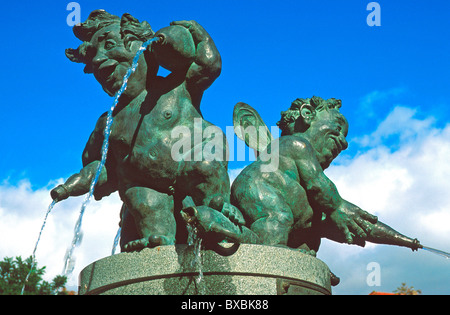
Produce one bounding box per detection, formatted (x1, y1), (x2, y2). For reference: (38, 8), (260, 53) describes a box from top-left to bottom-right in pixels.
(308, 108), (349, 168)
(86, 24), (147, 97)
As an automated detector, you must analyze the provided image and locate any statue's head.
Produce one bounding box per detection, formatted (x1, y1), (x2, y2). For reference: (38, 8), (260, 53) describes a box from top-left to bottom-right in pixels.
(66, 10), (155, 97)
(277, 96), (349, 168)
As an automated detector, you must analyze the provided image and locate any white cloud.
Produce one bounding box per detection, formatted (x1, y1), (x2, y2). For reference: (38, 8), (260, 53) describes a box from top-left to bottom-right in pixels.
(319, 105), (450, 294)
(357, 87), (406, 119)
(353, 106), (436, 148)
(0, 179), (122, 288)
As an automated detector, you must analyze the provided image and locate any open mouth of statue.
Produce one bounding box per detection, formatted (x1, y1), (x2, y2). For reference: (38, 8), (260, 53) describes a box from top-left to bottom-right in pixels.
(329, 135), (344, 156)
(97, 61), (119, 82)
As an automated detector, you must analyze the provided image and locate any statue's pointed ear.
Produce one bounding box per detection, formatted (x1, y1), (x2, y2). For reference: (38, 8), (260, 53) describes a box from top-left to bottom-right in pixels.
(65, 48), (83, 63)
(300, 104), (316, 125)
(66, 46), (94, 73)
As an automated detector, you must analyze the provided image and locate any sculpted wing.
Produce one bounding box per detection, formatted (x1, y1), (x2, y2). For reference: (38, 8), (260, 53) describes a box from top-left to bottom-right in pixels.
(233, 102), (274, 154)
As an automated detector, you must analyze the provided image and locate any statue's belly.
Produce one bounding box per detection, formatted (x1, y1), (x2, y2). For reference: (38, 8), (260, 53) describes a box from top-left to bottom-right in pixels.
(111, 92), (219, 192)
(124, 133), (181, 189)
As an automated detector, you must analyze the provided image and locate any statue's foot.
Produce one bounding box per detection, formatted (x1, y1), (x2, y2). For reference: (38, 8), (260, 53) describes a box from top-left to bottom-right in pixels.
(296, 244), (317, 257)
(123, 235), (172, 252)
(298, 248), (317, 257)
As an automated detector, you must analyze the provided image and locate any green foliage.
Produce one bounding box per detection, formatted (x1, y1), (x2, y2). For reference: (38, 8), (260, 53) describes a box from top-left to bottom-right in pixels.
(0, 256), (68, 295)
(394, 282), (422, 295)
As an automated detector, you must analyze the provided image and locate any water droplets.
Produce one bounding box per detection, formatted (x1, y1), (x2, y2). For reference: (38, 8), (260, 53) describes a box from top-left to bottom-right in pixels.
(111, 227), (122, 255)
(421, 246), (450, 260)
(187, 222), (205, 292)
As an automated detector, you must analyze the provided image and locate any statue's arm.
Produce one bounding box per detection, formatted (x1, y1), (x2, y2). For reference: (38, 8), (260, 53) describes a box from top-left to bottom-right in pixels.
(174, 20), (222, 95)
(291, 139), (377, 243)
(290, 139), (341, 214)
(51, 160), (107, 202)
(153, 21), (221, 106)
(51, 114), (113, 202)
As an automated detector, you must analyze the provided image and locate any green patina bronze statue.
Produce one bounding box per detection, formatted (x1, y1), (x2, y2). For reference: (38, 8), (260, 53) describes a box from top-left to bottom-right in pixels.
(52, 10), (422, 266)
(178, 97), (422, 269)
(51, 10), (239, 252)
(230, 98), (421, 255)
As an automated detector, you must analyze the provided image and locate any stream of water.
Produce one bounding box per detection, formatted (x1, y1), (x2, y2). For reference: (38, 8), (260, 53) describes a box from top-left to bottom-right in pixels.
(60, 37), (161, 278)
(21, 200), (57, 295)
(421, 246), (450, 259)
(111, 227), (122, 255)
(187, 222), (204, 293)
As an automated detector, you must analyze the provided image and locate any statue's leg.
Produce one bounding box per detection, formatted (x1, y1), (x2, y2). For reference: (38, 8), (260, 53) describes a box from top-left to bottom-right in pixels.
(119, 204), (140, 252)
(249, 207), (294, 246)
(177, 159), (231, 209)
(122, 186), (175, 252)
(234, 180), (294, 246)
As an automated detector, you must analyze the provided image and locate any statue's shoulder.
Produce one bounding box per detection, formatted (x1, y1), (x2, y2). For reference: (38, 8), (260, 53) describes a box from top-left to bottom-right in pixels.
(279, 134), (314, 159)
(280, 134), (312, 150)
(92, 112), (109, 132)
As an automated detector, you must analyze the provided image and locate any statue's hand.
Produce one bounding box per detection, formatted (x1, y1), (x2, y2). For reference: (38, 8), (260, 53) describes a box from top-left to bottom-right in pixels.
(221, 203), (246, 226)
(329, 205), (378, 245)
(50, 184), (69, 202)
(181, 205), (243, 241)
(207, 196), (246, 226)
(170, 20), (208, 44)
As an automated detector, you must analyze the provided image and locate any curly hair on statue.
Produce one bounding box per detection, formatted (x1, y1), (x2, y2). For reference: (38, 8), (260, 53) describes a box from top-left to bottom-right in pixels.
(65, 10), (154, 69)
(277, 96), (342, 135)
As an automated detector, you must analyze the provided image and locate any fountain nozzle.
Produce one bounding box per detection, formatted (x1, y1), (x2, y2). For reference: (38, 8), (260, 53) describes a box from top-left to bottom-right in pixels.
(411, 238), (421, 252)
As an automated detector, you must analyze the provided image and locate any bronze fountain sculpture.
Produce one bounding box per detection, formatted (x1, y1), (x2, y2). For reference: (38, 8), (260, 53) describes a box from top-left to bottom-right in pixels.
(49, 10), (444, 295)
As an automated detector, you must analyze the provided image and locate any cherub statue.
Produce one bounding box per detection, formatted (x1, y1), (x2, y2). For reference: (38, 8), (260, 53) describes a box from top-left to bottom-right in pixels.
(174, 96), (421, 265)
(230, 97), (421, 255)
(51, 10), (239, 251)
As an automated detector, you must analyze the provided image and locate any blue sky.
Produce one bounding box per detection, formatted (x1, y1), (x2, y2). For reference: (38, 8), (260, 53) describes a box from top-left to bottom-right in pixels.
(0, 1), (449, 294)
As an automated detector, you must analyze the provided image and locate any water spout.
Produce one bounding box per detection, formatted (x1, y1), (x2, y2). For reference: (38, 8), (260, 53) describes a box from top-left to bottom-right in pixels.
(420, 245), (450, 259)
(111, 227), (121, 255)
(187, 222), (204, 285)
(21, 199), (57, 295)
(182, 196), (206, 293)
